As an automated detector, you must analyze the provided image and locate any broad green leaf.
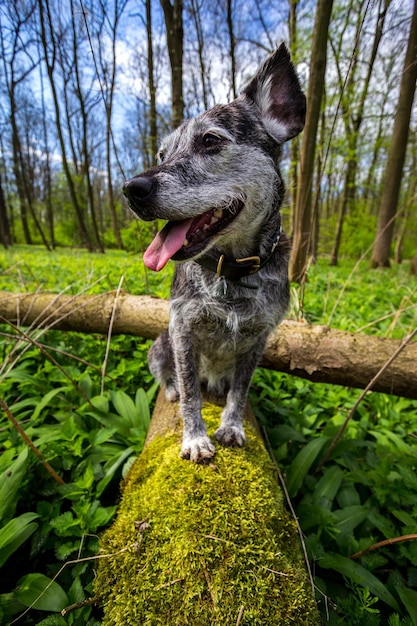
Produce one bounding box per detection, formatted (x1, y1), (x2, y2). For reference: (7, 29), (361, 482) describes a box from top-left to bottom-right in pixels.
(135, 387), (150, 430)
(31, 386), (70, 421)
(15, 573), (68, 611)
(90, 395), (109, 414)
(320, 553), (400, 611)
(333, 505), (370, 534)
(285, 437), (330, 497)
(111, 390), (137, 426)
(146, 380), (159, 405)
(395, 585), (417, 625)
(337, 485), (361, 508)
(0, 512), (39, 568)
(314, 465), (344, 502)
(0, 448), (29, 521)
(96, 447), (134, 496)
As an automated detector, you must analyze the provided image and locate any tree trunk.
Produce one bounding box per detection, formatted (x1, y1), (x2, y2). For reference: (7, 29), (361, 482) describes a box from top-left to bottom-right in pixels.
(370, 0), (417, 268)
(160, 0), (184, 129)
(289, 0), (334, 283)
(410, 250), (417, 275)
(38, 0), (94, 251)
(0, 174), (12, 248)
(93, 390), (321, 625)
(329, 0), (390, 267)
(95, 0), (125, 250)
(2, 291), (417, 400)
(146, 0), (158, 165)
(226, 0), (237, 99)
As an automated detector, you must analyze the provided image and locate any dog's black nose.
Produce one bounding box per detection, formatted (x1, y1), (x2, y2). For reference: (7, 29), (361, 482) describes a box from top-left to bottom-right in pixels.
(123, 176), (155, 203)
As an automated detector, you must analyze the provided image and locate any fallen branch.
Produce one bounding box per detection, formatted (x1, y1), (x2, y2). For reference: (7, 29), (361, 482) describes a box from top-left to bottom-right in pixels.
(0, 290), (416, 399)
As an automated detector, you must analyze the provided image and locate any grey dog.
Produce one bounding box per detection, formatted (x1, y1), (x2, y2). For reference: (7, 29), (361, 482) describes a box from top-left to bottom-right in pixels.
(123, 44), (305, 463)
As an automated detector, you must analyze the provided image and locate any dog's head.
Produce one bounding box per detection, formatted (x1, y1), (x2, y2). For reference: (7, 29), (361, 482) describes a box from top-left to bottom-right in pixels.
(123, 43), (305, 271)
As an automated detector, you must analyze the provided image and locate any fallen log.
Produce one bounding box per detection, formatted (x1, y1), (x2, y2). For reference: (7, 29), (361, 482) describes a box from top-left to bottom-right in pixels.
(93, 389), (321, 625)
(0, 290), (416, 399)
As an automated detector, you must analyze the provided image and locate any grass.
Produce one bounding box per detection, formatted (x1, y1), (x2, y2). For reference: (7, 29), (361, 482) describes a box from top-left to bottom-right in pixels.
(0, 245), (417, 625)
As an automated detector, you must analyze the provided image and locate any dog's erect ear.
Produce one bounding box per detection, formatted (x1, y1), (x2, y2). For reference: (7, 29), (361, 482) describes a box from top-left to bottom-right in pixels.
(241, 43), (306, 144)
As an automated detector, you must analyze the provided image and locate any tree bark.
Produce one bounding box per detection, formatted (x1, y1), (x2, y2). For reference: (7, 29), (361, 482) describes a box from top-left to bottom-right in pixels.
(370, 0), (417, 268)
(94, 390), (321, 625)
(1, 291), (417, 400)
(0, 174), (12, 248)
(289, 0), (334, 283)
(160, 0), (184, 128)
(38, 0), (94, 251)
(146, 0), (158, 166)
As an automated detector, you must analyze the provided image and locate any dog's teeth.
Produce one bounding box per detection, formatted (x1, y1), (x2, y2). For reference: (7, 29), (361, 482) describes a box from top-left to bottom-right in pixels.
(203, 224), (210, 231)
(209, 216), (218, 226)
(183, 238), (189, 246)
(214, 208), (223, 218)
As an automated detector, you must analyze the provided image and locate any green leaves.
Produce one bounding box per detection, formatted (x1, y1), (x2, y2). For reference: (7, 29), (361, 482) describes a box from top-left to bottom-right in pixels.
(0, 447), (29, 521)
(320, 554), (401, 612)
(14, 573), (68, 611)
(0, 512), (39, 568)
(285, 437), (330, 497)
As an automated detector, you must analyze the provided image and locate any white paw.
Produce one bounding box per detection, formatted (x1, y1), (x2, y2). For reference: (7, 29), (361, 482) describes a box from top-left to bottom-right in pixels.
(180, 435), (216, 463)
(214, 424), (246, 448)
(165, 382), (179, 402)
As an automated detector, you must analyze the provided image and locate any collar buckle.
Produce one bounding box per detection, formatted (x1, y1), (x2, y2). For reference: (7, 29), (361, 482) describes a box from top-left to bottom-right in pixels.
(236, 255), (261, 274)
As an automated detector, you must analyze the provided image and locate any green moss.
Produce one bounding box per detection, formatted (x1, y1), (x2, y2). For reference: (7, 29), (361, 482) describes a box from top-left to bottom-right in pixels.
(95, 404), (321, 625)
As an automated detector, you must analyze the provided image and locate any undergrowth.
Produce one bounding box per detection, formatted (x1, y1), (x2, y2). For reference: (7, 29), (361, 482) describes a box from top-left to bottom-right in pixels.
(0, 245), (416, 625)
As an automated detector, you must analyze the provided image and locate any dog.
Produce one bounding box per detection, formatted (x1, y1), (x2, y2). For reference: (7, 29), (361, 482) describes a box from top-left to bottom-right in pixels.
(123, 43), (305, 463)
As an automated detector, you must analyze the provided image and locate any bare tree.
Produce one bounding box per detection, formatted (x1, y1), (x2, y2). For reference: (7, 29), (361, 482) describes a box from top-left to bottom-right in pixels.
(0, 173), (12, 248)
(160, 0), (184, 128)
(93, 0), (127, 249)
(146, 0), (158, 165)
(329, 0), (391, 266)
(289, 0), (334, 283)
(38, 0), (94, 251)
(370, 0), (417, 267)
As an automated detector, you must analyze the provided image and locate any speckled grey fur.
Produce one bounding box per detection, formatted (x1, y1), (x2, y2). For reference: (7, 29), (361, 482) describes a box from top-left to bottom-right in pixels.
(123, 44), (305, 462)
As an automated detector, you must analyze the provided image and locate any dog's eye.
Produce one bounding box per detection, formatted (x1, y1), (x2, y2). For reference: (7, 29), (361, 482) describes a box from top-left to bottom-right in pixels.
(202, 133), (223, 149)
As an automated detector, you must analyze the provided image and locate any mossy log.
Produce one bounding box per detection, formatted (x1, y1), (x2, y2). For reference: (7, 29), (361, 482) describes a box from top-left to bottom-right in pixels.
(1, 290), (417, 399)
(94, 390), (321, 625)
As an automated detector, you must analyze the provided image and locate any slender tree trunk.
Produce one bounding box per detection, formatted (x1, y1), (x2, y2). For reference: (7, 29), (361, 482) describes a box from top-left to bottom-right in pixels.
(410, 249), (417, 275)
(370, 0), (417, 268)
(189, 0), (209, 110)
(39, 45), (55, 248)
(330, 154), (356, 265)
(99, 0), (125, 250)
(0, 174), (12, 248)
(226, 0), (237, 99)
(146, 0), (158, 166)
(160, 0), (184, 128)
(289, 0), (334, 283)
(38, 0), (93, 251)
(288, 0), (300, 235)
(70, 0), (104, 253)
(330, 0), (390, 266)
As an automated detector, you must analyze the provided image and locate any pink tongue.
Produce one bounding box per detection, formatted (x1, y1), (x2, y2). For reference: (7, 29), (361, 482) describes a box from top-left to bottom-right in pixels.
(143, 219), (193, 271)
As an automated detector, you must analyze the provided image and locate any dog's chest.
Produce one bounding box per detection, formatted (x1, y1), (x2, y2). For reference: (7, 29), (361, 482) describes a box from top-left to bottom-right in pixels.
(172, 290), (276, 348)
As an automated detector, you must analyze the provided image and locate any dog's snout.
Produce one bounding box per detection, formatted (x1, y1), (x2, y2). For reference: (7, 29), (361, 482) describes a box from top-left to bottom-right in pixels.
(123, 176), (155, 203)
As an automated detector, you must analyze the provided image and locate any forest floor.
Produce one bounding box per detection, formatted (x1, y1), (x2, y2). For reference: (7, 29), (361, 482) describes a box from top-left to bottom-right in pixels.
(1, 245), (417, 626)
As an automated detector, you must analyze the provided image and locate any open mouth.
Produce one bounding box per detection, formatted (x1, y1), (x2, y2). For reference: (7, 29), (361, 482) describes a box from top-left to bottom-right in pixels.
(143, 198), (244, 271)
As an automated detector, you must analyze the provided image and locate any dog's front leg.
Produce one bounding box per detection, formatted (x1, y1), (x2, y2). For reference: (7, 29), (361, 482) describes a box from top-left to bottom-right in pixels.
(170, 325), (216, 463)
(215, 335), (268, 448)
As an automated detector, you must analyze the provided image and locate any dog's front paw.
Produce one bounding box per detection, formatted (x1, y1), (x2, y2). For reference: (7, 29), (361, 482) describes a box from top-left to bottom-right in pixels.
(214, 424), (246, 448)
(165, 380), (179, 402)
(180, 435), (216, 463)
